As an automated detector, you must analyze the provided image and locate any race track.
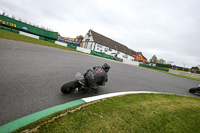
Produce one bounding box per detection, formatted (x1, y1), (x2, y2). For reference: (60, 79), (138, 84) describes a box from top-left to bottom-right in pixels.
(0, 38), (199, 126)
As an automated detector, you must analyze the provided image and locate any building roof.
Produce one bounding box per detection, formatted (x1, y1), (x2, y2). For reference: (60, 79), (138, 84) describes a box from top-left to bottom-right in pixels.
(129, 49), (147, 60)
(88, 29), (147, 60)
(90, 30), (133, 56)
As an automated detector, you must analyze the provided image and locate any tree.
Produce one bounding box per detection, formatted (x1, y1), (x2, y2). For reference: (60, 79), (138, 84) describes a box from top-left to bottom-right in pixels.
(157, 59), (166, 64)
(76, 35), (84, 42)
(2, 11), (5, 16)
(150, 55), (157, 63)
(12, 15), (15, 19)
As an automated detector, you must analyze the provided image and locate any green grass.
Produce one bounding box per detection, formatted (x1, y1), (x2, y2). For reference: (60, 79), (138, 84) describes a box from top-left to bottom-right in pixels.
(14, 93), (200, 133)
(0, 29), (78, 52)
(140, 66), (200, 82)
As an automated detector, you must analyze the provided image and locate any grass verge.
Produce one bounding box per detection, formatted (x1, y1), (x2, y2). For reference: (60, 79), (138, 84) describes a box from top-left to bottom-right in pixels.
(140, 66), (200, 82)
(0, 29), (78, 52)
(14, 93), (200, 133)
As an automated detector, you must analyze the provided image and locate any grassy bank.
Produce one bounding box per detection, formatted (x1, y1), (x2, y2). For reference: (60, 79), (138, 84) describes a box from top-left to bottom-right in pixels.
(0, 29), (77, 52)
(140, 66), (200, 82)
(14, 93), (200, 133)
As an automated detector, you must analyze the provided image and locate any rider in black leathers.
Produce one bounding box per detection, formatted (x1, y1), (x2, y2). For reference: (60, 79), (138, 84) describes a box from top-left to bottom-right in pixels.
(84, 63), (110, 92)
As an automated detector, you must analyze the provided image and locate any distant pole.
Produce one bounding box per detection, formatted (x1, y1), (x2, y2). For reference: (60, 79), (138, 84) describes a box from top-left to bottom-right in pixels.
(183, 63), (185, 71)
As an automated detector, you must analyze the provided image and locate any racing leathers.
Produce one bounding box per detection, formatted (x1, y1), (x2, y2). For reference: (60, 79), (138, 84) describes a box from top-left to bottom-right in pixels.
(84, 66), (108, 90)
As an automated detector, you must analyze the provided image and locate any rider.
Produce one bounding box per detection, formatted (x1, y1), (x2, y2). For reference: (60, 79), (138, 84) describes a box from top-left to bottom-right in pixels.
(84, 63), (110, 92)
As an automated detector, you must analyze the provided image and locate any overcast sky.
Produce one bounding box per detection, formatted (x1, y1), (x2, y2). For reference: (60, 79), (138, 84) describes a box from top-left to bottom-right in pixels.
(0, 0), (199, 68)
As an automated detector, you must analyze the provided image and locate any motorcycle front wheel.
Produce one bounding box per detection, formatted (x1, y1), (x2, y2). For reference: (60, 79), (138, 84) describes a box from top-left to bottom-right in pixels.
(61, 80), (81, 94)
(189, 87), (200, 95)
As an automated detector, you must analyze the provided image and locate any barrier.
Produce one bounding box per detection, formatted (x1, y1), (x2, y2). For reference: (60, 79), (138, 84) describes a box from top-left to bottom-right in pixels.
(115, 57), (123, 62)
(55, 41), (68, 47)
(39, 36), (55, 43)
(139, 64), (169, 72)
(0, 26), (19, 34)
(0, 15), (58, 39)
(19, 31), (39, 39)
(67, 44), (77, 50)
(123, 59), (140, 66)
(90, 50), (113, 60)
(76, 47), (91, 54)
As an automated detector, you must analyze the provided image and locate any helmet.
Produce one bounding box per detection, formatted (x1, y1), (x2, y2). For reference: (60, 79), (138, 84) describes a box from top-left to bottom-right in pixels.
(102, 63), (110, 72)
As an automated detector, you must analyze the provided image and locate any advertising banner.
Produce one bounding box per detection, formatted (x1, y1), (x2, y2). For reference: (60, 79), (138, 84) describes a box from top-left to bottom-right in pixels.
(57, 37), (80, 45)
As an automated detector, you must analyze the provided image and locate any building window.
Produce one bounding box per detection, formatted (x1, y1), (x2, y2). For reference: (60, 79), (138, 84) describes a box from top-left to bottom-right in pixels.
(97, 44), (102, 48)
(123, 54), (128, 58)
(104, 48), (108, 52)
(84, 42), (88, 48)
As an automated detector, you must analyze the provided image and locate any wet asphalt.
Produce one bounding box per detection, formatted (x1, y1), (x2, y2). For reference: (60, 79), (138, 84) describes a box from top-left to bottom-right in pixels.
(0, 38), (199, 126)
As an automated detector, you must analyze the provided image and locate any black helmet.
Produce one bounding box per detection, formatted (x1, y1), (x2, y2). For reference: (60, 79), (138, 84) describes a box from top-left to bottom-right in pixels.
(102, 63), (110, 72)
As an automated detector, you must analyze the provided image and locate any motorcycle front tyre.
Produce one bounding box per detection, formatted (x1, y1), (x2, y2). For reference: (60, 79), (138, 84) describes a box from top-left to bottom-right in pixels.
(189, 87), (198, 94)
(61, 80), (81, 94)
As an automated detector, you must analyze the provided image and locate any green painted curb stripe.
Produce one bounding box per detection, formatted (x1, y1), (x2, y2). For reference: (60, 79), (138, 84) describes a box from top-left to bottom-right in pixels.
(0, 99), (85, 133)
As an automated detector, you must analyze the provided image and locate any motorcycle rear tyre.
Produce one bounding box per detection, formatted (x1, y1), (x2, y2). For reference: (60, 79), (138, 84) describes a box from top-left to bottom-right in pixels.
(61, 80), (81, 94)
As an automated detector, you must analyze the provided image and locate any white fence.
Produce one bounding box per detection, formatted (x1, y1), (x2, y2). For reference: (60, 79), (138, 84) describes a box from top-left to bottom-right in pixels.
(19, 31), (39, 39)
(123, 59), (140, 66)
(76, 47), (91, 54)
(55, 41), (68, 47)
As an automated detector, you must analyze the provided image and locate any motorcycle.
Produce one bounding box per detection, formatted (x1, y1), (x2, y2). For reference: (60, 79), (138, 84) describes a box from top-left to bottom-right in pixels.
(189, 86), (200, 95)
(61, 72), (99, 94)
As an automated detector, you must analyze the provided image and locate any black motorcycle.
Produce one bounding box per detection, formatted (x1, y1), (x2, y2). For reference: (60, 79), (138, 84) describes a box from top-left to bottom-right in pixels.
(189, 86), (200, 95)
(61, 72), (99, 94)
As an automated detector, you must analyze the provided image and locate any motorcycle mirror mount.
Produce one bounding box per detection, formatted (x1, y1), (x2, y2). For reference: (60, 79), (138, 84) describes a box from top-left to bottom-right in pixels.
(75, 72), (84, 81)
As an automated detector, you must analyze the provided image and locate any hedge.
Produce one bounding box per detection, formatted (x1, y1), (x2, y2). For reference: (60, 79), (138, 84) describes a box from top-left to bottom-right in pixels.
(156, 63), (172, 68)
(140, 64), (169, 72)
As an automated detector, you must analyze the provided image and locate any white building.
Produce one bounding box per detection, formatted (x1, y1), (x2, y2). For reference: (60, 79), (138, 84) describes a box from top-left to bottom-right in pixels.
(82, 29), (135, 61)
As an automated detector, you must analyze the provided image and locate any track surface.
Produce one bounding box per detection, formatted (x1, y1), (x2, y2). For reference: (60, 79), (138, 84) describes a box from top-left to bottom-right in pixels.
(0, 39), (199, 126)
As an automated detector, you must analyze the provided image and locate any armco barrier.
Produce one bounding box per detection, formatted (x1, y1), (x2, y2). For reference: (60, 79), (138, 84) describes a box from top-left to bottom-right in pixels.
(90, 50), (113, 60)
(39, 36), (55, 43)
(11, 29), (19, 34)
(0, 25), (19, 34)
(115, 57), (123, 62)
(67, 44), (77, 50)
(139, 64), (169, 72)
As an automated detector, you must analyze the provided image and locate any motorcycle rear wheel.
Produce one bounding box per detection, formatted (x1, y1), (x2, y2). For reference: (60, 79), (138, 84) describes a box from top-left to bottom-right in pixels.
(61, 80), (81, 94)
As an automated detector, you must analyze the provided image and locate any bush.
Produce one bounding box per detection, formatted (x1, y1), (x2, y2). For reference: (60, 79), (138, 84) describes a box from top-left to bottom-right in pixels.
(183, 68), (190, 72)
(196, 70), (200, 74)
(175, 66), (181, 70)
(156, 63), (172, 68)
